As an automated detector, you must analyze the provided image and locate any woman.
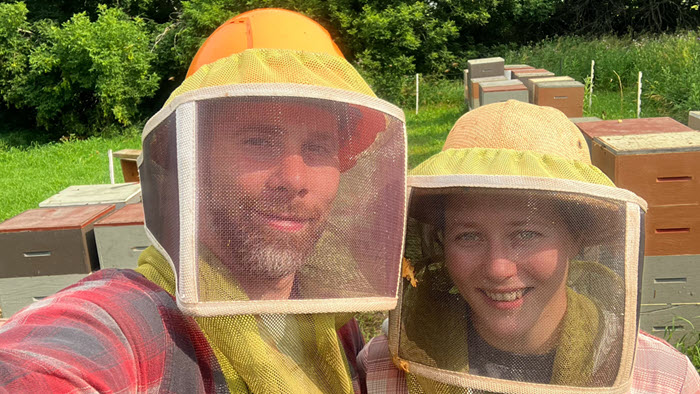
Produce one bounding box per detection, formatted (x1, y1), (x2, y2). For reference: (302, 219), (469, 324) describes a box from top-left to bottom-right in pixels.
(359, 100), (700, 393)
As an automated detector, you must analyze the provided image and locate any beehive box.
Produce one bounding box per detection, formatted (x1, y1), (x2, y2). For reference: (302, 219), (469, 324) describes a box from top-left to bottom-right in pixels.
(478, 80), (528, 106)
(469, 75), (507, 110)
(641, 255), (700, 304)
(0, 273), (88, 317)
(526, 76), (574, 103)
(0, 205), (115, 278)
(591, 132), (700, 256)
(690, 111), (700, 130)
(575, 117), (693, 154)
(467, 57), (505, 80)
(591, 131), (700, 207)
(639, 303), (700, 344)
(534, 80), (585, 117)
(504, 64), (534, 79)
(94, 203), (150, 269)
(644, 205), (700, 256)
(39, 183), (141, 209)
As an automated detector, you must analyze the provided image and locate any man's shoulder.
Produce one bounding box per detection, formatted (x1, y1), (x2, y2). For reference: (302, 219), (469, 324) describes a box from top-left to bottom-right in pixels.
(632, 330), (700, 393)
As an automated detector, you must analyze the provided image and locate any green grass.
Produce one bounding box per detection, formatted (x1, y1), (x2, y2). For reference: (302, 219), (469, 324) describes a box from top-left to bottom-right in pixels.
(0, 130), (142, 221)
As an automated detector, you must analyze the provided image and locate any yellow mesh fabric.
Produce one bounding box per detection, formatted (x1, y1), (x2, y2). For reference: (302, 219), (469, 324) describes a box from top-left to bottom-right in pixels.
(409, 147), (614, 186)
(135, 247), (354, 394)
(166, 48), (376, 105)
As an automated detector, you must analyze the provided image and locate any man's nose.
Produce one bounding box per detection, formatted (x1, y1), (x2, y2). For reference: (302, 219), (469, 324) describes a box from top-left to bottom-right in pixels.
(484, 243), (517, 280)
(267, 153), (309, 198)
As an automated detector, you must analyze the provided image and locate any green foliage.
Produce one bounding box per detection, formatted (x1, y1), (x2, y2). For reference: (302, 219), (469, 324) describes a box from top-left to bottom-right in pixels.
(0, 2), (32, 104)
(4, 5), (159, 137)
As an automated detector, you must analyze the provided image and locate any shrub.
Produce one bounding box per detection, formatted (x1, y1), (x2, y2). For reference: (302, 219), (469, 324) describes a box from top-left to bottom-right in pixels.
(5, 5), (159, 137)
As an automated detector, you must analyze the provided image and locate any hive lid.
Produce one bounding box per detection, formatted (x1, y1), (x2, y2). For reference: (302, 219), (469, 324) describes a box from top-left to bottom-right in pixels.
(596, 131), (700, 154)
(467, 57), (504, 65)
(535, 80), (584, 89)
(0, 205), (115, 232)
(39, 183), (141, 208)
(95, 203), (144, 227)
(577, 117), (694, 139)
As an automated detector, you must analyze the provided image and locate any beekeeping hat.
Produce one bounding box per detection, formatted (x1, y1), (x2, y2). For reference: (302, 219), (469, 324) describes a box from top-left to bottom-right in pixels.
(138, 8), (407, 316)
(389, 101), (647, 393)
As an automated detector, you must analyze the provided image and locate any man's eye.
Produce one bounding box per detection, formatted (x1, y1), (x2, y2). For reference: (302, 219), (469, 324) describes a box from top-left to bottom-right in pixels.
(244, 137), (272, 147)
(455, 232), (482, 242)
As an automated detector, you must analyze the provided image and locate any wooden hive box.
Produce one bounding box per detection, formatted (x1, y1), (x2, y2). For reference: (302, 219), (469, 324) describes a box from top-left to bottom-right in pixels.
(504, 64), (534, 79)
(575, 117), (693, 155)
(0, 205), (115, 278)
(690, 111), (700, 130)
(511, 69), (554, 85)
(641, 255), (700, 304)
(0, 273), (89, 318)
(534, 80), (585, 117)
(469, 75), (507, 110)
(478, 80), (528, 106)
(639, 303), (700, 345)
(94, 203), (150, 269)
(113, 149), (142, 183)
(591, 132), (700, 255)
(467, 57), (505, 80)
(39, 183), (141, 209)
(570, 117), (602, 125)
(527, 76), (574, 103)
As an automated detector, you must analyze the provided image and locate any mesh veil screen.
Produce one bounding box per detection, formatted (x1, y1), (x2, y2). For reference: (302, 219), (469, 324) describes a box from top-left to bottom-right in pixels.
(395, 186), (641, 392)
(141, 112), (180, 269)
(145, 93), (406, 315)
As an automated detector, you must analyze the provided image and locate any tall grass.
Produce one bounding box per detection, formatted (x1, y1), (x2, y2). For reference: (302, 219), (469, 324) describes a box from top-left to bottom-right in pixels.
(505, 31), (700, 121)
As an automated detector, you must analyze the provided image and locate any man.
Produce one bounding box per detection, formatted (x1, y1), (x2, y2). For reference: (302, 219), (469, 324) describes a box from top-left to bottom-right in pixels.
(0, 9), (407, 393)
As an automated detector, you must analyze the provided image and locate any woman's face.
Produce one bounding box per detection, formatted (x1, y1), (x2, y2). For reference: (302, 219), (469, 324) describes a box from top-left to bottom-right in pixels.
(443, 193), (579, 353)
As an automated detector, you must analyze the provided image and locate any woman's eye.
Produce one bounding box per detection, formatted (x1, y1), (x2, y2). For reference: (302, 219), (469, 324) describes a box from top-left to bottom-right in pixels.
(515, 230), (541, 240)
(305, 143), (329, 155)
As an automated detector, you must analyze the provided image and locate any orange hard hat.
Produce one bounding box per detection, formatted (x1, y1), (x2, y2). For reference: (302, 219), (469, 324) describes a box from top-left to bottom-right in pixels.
(186, 8), (345, 77)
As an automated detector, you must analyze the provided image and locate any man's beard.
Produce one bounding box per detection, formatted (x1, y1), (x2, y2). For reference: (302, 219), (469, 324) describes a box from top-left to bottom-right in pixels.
(207, 201), (327, 280)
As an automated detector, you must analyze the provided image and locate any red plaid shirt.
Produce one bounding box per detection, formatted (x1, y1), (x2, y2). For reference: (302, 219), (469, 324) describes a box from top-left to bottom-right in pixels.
(0, 269), (228, 393)
(358, 332), (700, 393)
(0, 269), (366, 393)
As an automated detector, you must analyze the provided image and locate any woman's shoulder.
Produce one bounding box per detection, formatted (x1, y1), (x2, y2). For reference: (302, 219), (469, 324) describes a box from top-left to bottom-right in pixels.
(632, 331), (700, 393)
(358, 335), (409, 393)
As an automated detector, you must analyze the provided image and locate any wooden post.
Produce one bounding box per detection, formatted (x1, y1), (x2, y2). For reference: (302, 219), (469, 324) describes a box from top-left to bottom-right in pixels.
(415, 74), (420, 115)
(637, 71), (643, 118)
(108, 149), (115, 184)
(589, 60), (595, 110)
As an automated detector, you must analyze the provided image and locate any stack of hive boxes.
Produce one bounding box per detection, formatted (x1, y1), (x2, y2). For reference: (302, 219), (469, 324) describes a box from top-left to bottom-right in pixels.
(576, 118), (700, 340)
(465, 57), (585, 117)
(0, 183), (148, 317)
(467, 57), (507, 110)
(0, 205), (115, 317)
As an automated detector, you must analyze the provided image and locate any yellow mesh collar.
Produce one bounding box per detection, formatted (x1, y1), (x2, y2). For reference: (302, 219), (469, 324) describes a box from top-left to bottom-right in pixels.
(166, 48), (376, 105)
(410, 148), (614, 187)
(135, 246), (354, 394)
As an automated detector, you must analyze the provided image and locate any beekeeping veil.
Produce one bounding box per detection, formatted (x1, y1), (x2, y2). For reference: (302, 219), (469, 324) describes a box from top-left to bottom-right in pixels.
(137, 13), (406, 317)
(389, 100), (646, 393)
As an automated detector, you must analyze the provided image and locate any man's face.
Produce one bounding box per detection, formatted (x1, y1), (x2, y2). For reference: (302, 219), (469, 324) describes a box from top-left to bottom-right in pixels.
(202, 100), (342, 279)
